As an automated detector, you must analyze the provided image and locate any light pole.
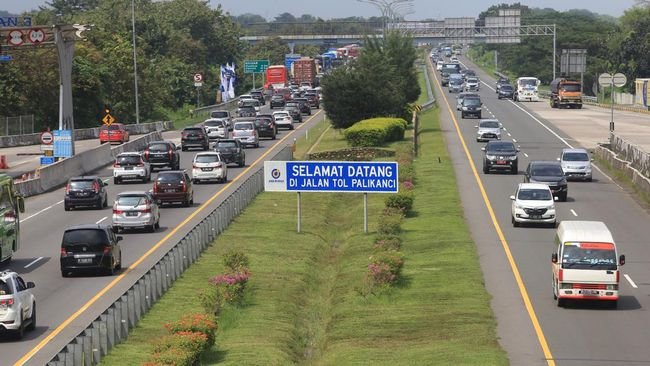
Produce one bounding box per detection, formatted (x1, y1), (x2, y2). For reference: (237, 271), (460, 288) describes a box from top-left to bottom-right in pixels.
(131, 0), (140, 124)
(357, 0), (413, 35)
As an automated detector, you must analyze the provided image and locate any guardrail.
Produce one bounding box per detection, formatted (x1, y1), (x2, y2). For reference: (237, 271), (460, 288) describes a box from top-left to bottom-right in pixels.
(191, 98), (241, 120)
(421, 64), (436, 110)
(46, 145), (293, 366)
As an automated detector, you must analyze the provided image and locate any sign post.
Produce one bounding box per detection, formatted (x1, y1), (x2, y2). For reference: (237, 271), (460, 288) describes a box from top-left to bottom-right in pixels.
(599, 72), (627, 145)
(193, 73), (203, 107)
(264, 161), (399, 233)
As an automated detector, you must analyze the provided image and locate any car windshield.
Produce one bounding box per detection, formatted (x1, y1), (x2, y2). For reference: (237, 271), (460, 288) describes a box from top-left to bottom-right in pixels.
(562, 84), (581, 92)
(195, 154), (220, 163)
(116, 155), (141, 165)
(156, 173), (183, 182)
(450, 79), (463, 85)
(101, 124), (123, 131)
(183, 128), (202, 133)
(116, 195), (147, 206)
(272, 95), (284, 100)
(241, 100), (259, 107)
(531, 165), (563, 176)
(561, 243), (617, 270)
(0, 280), (11, 295)
(204, 120), (224, 127)
(519, 79), (538, 86)
(70, 180), (94, 189)
(501, 85), (513, 91)
(480, 121), (500, 129)
(286, 102), (299, 108)
(487, 142), (516, 153)
(563, 152), (589, 161)
(148, 143), (169, 152)
(464, 98), (481, 106)
(217, 141), (237, 148)
(518, 189), (552, 201)
(210, 111), (228, 118)
(62, 229), (108, 245)
(239, 106), (254, 111)
(234, 123), (253, 130)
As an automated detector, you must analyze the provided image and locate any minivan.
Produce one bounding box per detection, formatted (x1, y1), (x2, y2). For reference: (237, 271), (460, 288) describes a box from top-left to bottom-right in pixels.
(60, 224), (122, 277)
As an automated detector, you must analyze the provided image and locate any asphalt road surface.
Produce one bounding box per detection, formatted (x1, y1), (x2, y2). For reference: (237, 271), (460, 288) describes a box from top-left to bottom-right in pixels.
(434, 55), (650, 366)
(1, 104), (326, 366)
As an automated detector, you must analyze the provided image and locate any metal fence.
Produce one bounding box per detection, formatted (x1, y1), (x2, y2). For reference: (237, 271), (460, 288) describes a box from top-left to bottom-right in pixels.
(0, 115), (34, 136)
(46, 145), (293, 366)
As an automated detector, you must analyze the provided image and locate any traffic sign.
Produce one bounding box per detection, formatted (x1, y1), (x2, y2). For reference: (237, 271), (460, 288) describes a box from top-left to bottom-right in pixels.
(613, 73), (627, 87)
(53, 130), (73, 158)
(0, 55), (12, 62)
(27, 28), (45, 44)
(264, 161), (399, 193)
(194, 82), (203, 87)
(102, 113), (115, 126)
(193, 73), (203, 82)
(244, 60), (270, 74)
(598, 73), (612, 87)
(7, 30), (23, 46)
(40, 156), (55, 165)
(40, 131), (53, 145)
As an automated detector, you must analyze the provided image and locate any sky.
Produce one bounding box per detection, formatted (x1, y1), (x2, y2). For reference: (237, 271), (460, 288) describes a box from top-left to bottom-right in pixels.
(5, 0), (639, 20)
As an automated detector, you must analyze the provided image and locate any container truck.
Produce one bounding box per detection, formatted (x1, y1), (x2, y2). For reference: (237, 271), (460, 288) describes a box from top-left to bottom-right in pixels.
(549, 78), (582, 109)
(292, 58), (317, 88)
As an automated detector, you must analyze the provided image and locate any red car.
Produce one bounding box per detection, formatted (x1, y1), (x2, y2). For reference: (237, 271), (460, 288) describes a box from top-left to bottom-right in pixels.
(100, 123), (130, 144)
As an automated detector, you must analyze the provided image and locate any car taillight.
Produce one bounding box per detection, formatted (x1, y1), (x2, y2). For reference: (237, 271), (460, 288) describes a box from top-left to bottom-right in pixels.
(93, 181), (100, 193)
(113, 209), (123, 214)
(65, 184), (71, 195)
(140, 208), (152, 213)
(113, 162), (120, 168)
(192, 163), (198, 169)
(60, 247), (68, 258)
(215, 162), (222, 168)
(180, 181), (187, 192)
(153, 182), (159, 193)
(0, 298), (14, 307)
(168, 149), (173, 161)
(103, 246), (111, 255)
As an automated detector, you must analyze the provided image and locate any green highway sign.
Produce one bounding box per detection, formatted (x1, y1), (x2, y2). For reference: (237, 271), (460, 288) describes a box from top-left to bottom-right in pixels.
(244, 59), (269, 73)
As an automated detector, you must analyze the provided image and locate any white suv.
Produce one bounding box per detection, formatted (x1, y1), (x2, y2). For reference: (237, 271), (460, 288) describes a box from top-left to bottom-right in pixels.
(113, 152), (151, 184)
(558, 148), (592, 181)
(0, 271), (35, 338)
(192, 152), (228, 183)
(510, 183), (556, 227)
(272, 111), (294, 130)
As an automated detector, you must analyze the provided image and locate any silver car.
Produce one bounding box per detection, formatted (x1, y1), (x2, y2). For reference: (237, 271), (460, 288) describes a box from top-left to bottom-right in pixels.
(558, 148), (592, 181)
(464, 77), (480, 91)
(273, 111), (294, 130)
(476, 119), (502, 142)
(203, 118), (229, 140)
(232, 120), (259, 148)
(112, 191), (160, 233)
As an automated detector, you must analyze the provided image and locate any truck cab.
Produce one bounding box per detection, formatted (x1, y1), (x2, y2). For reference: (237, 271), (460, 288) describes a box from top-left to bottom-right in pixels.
(514, 77), (541, 102)
(552, 221), (625, 308)
(0, 175), (25, 262)
(549, 78), (583, 109)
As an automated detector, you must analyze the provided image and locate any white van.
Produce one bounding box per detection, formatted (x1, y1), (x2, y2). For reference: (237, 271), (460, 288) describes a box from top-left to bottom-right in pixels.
(552, 221), (625, 308)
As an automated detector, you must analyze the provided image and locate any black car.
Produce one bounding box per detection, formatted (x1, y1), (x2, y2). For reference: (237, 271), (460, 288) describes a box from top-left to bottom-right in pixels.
(497, 84), (515, 99)
(250, 90), (265, 105)
(237, 105), (256, 118)
(270, 95), (286, 109)
(64, 176), (109, 211)
(215, 139), (245, 167)
(304, 92), (320, 108)
(254, 117), (277, 140)
(524, 161), (568, 201)
(60, 224), (122, 277)
(284, 106), (303, 122)
(461, 97), (482, 119)
(482, 141), (519, 174)
(496, 77), (510, 92)
(287, 100), (311, 115)
(181, 127), (209, 151)
(143, 141), (181, 171)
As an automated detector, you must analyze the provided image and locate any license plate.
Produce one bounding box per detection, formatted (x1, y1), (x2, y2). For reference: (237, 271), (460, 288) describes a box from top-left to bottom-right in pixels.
(583, 289), (599, 296)
(202, 168), (213, 171)
(496, 160), (506, 165)
(77, 258), (93, 264)
(530, 215), (542, 219)
(125, 167), (133, 170)
(78, 192), (89, 196)
(126, 211), (138, 217)
(165, 189), (176, 193)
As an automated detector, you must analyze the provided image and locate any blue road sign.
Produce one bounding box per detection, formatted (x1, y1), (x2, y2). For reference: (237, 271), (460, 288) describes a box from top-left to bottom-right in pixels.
(264, 161), (399, 193)
(40, 156), (55, 165)
(0, 55), (12, 62)
(53, 129), (73, 158)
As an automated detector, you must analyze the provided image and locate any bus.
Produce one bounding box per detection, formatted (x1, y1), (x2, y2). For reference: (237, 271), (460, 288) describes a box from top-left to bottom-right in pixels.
(264, 65), (288, 91)
(0, 174), (25, 262)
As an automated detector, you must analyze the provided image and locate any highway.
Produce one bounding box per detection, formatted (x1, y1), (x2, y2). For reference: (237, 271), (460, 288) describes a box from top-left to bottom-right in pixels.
(433, 55), (650, 366)
(0, 105), (326, 365)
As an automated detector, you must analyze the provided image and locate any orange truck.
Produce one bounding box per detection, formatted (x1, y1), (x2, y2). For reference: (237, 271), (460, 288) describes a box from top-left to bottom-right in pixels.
(549, 78), (583, 109)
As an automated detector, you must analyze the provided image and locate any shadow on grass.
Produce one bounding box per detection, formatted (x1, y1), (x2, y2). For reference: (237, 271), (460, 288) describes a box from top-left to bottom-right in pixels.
(202, 348), (229, 364)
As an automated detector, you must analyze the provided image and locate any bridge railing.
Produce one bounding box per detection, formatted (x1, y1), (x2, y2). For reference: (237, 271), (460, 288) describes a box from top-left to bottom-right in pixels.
(240, 21), (383, 36)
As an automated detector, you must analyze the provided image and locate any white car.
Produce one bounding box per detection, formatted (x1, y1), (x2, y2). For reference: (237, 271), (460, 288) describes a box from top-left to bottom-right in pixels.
(436, 60), (444, 71)
(510, 183), (556, 227)
(272, 111), (294, 130)
(113, 152), (151, 184)
(112, 191), (160, 233)
(237, 95), (253, 107)
(464, 77), (480, 91)
(475, 119), (502, 142)
(192, 152), (228, 183)
(558, 148), (592, 181)
(239, 98), (261, 112)
(0, 271), (35, 338)
(203, 118), (229, 140)
(232, 121), (259, 148)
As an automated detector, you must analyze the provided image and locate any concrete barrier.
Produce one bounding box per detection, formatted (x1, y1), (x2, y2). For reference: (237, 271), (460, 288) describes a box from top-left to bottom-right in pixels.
(0, 121), (173, 149)
(14, 131), (164, 197)
(595, 142), (650, 197)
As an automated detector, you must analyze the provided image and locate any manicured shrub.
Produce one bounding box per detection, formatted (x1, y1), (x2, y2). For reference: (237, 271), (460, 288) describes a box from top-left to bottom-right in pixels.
(147, 347), (196, 366)
(154, 331), (209, 354)
(374, 234), (402, 251)
(223, 250), (249, 272)
(164, 313), (218, 347)
(401, 180), (414, 191)
(385, 192), (414, 213)
(199, 284), (227, 315)
(344, 117), (407, 147)
(398, 162), (415, 183)
(367, 251), (405, 286)
(209, 271), (251, 304)
(377, 208), (403, 235)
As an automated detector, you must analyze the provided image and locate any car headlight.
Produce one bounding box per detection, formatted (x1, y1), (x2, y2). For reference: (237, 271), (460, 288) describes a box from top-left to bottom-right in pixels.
(514, 203), (525, 209)
(462, 106), (468, 110)
(486, 155), (496, 160)
(506, 155), (517, 160)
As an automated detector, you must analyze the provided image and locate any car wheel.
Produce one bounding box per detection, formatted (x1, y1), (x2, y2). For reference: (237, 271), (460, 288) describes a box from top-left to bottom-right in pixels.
(114, 177), (120, 185)
(512, 215), (519, 227)
(255, 143), (259, 148)
(64, 203), (71, 211)
(181, 146), (187, 152)
(190, 194), (194, 205)
(238, 159), (244, 167)
(146, 223), (155, 233)
(61, 270), (69, 278)
(557, 297), (565, 308)
(27, 303), (35, 331)
(290, 124), (294, 130)
(560, 192), (568, 202)
(511, 165), (518, 175)
(114, 226), (122, 234)
(461, 113), (466, 118)
(96, 197), (103, 209)
(154, 219), (160, 230)
(183, 197), (190, 207)
(483, 165), (489, 174)
(174, 163), (180, 170)
(15, 314), (24, 340)
(107, 258), (116, 276)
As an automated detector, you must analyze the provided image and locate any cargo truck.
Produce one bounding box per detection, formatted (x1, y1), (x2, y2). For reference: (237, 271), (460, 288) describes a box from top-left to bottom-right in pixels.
(549, 78), (583, 109)
(0, 174), (25, 262)
(514, 77), (540, 102)
(264, 65), (289, 90)
(292, 58), (317, 88)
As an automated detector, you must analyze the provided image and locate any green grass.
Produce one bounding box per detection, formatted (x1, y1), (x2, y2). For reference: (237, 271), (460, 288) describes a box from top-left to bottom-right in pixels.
(417, 67), (430, 106)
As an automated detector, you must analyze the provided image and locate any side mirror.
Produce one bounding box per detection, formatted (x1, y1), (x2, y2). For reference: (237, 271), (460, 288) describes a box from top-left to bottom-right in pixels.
(481, 147), (486, 151)
(551, 253), (558, 263)
(556, 157), (561, 161)
(26, 282), (35, 289)
(509, 195), (515, 200)
(620, 254), (626, 266)
(16, 196), (24, 213)
(116, 236), (123, 242)
(474, 125), (478, 128)
(554, 196), (559, 201)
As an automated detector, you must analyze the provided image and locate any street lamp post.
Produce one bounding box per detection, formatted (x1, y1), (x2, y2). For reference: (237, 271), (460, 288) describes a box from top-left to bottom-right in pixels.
(131, 0), (140, 124)
(357, 0), (413, 35)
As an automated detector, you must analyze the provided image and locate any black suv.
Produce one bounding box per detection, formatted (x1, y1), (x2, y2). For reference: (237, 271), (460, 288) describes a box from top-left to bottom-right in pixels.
(60, 224), (122, 277)
(215, 139), (245, 167)
(250, 90), (265, 105)
(143, 141), (181, 171)
(524, 161), (568, 201)
(284, 106), (303, 122)
(254, 116), (277, 140)
(482, 141), (519, 174)
(270, 95), (286, 109)
(496, 77), (510, 92)
(287, 100), (311, 115)
(497, 84), (515, 99)
(181, 127), (209, 151)
(461, 97), (482, 119)
(64, 176), (109, 211)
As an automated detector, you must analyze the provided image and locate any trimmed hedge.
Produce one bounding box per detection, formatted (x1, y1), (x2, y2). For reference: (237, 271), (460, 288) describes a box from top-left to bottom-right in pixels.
(307, 147), (395, 161)
(344, 117), (408, 147)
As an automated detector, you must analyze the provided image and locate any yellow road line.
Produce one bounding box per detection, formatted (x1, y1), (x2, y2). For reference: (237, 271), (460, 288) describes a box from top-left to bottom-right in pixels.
(429, 62), (556, 366)
(14, 111), (322, 366)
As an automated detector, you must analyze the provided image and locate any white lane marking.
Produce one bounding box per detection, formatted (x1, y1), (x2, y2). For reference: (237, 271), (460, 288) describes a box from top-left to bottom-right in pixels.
(624, 274), (638, 289)
(20, 200), (64, 223)
(570, 209), (578, 217)
(507, 132), (512, 137)
(523, 152), (529, 158)
(513, 139), (517, 143)
(96, 217), (107, 224)
(24, 257), (43, 269)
